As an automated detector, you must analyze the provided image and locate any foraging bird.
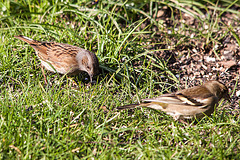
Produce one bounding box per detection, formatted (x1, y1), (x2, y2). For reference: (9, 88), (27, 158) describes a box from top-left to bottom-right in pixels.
(14, 35), (99, 82)
(117, 81), (231, 120)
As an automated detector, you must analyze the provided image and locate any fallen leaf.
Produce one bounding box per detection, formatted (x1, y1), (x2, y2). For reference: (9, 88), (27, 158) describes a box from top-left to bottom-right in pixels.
(9, 145), (21, 155)
(100, 106), (109, 112)
(220, 60), (237, 68)
(72, 147), (80, 153)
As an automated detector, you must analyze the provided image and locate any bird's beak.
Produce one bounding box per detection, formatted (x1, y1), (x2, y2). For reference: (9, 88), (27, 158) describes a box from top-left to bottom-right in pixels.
(90, 75), (93, 83)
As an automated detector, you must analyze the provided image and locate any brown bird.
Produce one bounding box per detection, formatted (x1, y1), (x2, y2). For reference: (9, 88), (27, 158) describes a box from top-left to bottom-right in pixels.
(117, 81), (231, 120)
(14, 35), (99, 83)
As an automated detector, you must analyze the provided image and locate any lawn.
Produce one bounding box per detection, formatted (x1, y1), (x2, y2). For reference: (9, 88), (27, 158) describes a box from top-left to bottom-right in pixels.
(0, 0), (239, 159)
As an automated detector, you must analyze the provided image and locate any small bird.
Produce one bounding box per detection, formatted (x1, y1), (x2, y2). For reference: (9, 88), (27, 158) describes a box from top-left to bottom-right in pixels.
(14, 35), (99, 83)
(117, 81), (231, 120)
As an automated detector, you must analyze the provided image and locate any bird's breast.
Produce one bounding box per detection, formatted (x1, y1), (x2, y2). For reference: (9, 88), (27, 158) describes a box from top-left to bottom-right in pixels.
(40, 59), (80, 75)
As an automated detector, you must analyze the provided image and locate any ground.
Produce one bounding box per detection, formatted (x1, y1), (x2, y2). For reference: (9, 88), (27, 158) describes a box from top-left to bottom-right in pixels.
(0, 1), (239, 159)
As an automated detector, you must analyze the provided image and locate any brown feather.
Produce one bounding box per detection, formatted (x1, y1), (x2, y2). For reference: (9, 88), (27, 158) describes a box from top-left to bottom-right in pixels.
(117, 81), (230, 120)
(15, 35), (100, 82)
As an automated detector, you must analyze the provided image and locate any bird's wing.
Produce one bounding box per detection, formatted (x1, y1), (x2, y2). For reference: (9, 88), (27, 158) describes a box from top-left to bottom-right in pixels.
(15, 35), (80, 62)
(41, 43), (80, 63)
(142, 93), (188, 105)
(142, 91), (215, 108)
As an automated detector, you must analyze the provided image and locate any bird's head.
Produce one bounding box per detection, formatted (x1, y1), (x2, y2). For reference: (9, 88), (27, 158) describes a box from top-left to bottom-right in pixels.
(204, 80), (231, 102)
(76, 50), (99, 82)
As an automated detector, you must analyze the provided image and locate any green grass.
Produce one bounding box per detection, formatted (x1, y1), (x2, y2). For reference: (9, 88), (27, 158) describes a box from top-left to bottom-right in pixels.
(0, 0), (239, 159)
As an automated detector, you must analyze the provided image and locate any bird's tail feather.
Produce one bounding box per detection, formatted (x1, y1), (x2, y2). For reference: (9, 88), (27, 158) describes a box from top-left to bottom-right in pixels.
(117, 104), (139, 110)
(14, 35), (35, 44)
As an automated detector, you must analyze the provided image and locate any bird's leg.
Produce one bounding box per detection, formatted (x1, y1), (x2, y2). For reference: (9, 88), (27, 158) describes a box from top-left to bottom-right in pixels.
(41, 65), (48, 85)
(178, 119), (189, 125)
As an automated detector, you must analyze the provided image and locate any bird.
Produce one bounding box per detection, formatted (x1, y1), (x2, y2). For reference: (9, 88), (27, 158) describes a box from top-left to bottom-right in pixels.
(14, 35), (99, 83)
(117, 81), (231, 120)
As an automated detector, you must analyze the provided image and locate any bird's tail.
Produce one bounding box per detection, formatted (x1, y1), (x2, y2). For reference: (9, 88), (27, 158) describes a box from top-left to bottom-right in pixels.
(14, 35), (35, 44)
(117, 104), (139, 110)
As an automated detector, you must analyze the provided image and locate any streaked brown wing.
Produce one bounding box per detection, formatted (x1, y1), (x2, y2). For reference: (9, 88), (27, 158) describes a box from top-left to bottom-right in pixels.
(38, 42), (80, 63)
(29, 42), (49, 58)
